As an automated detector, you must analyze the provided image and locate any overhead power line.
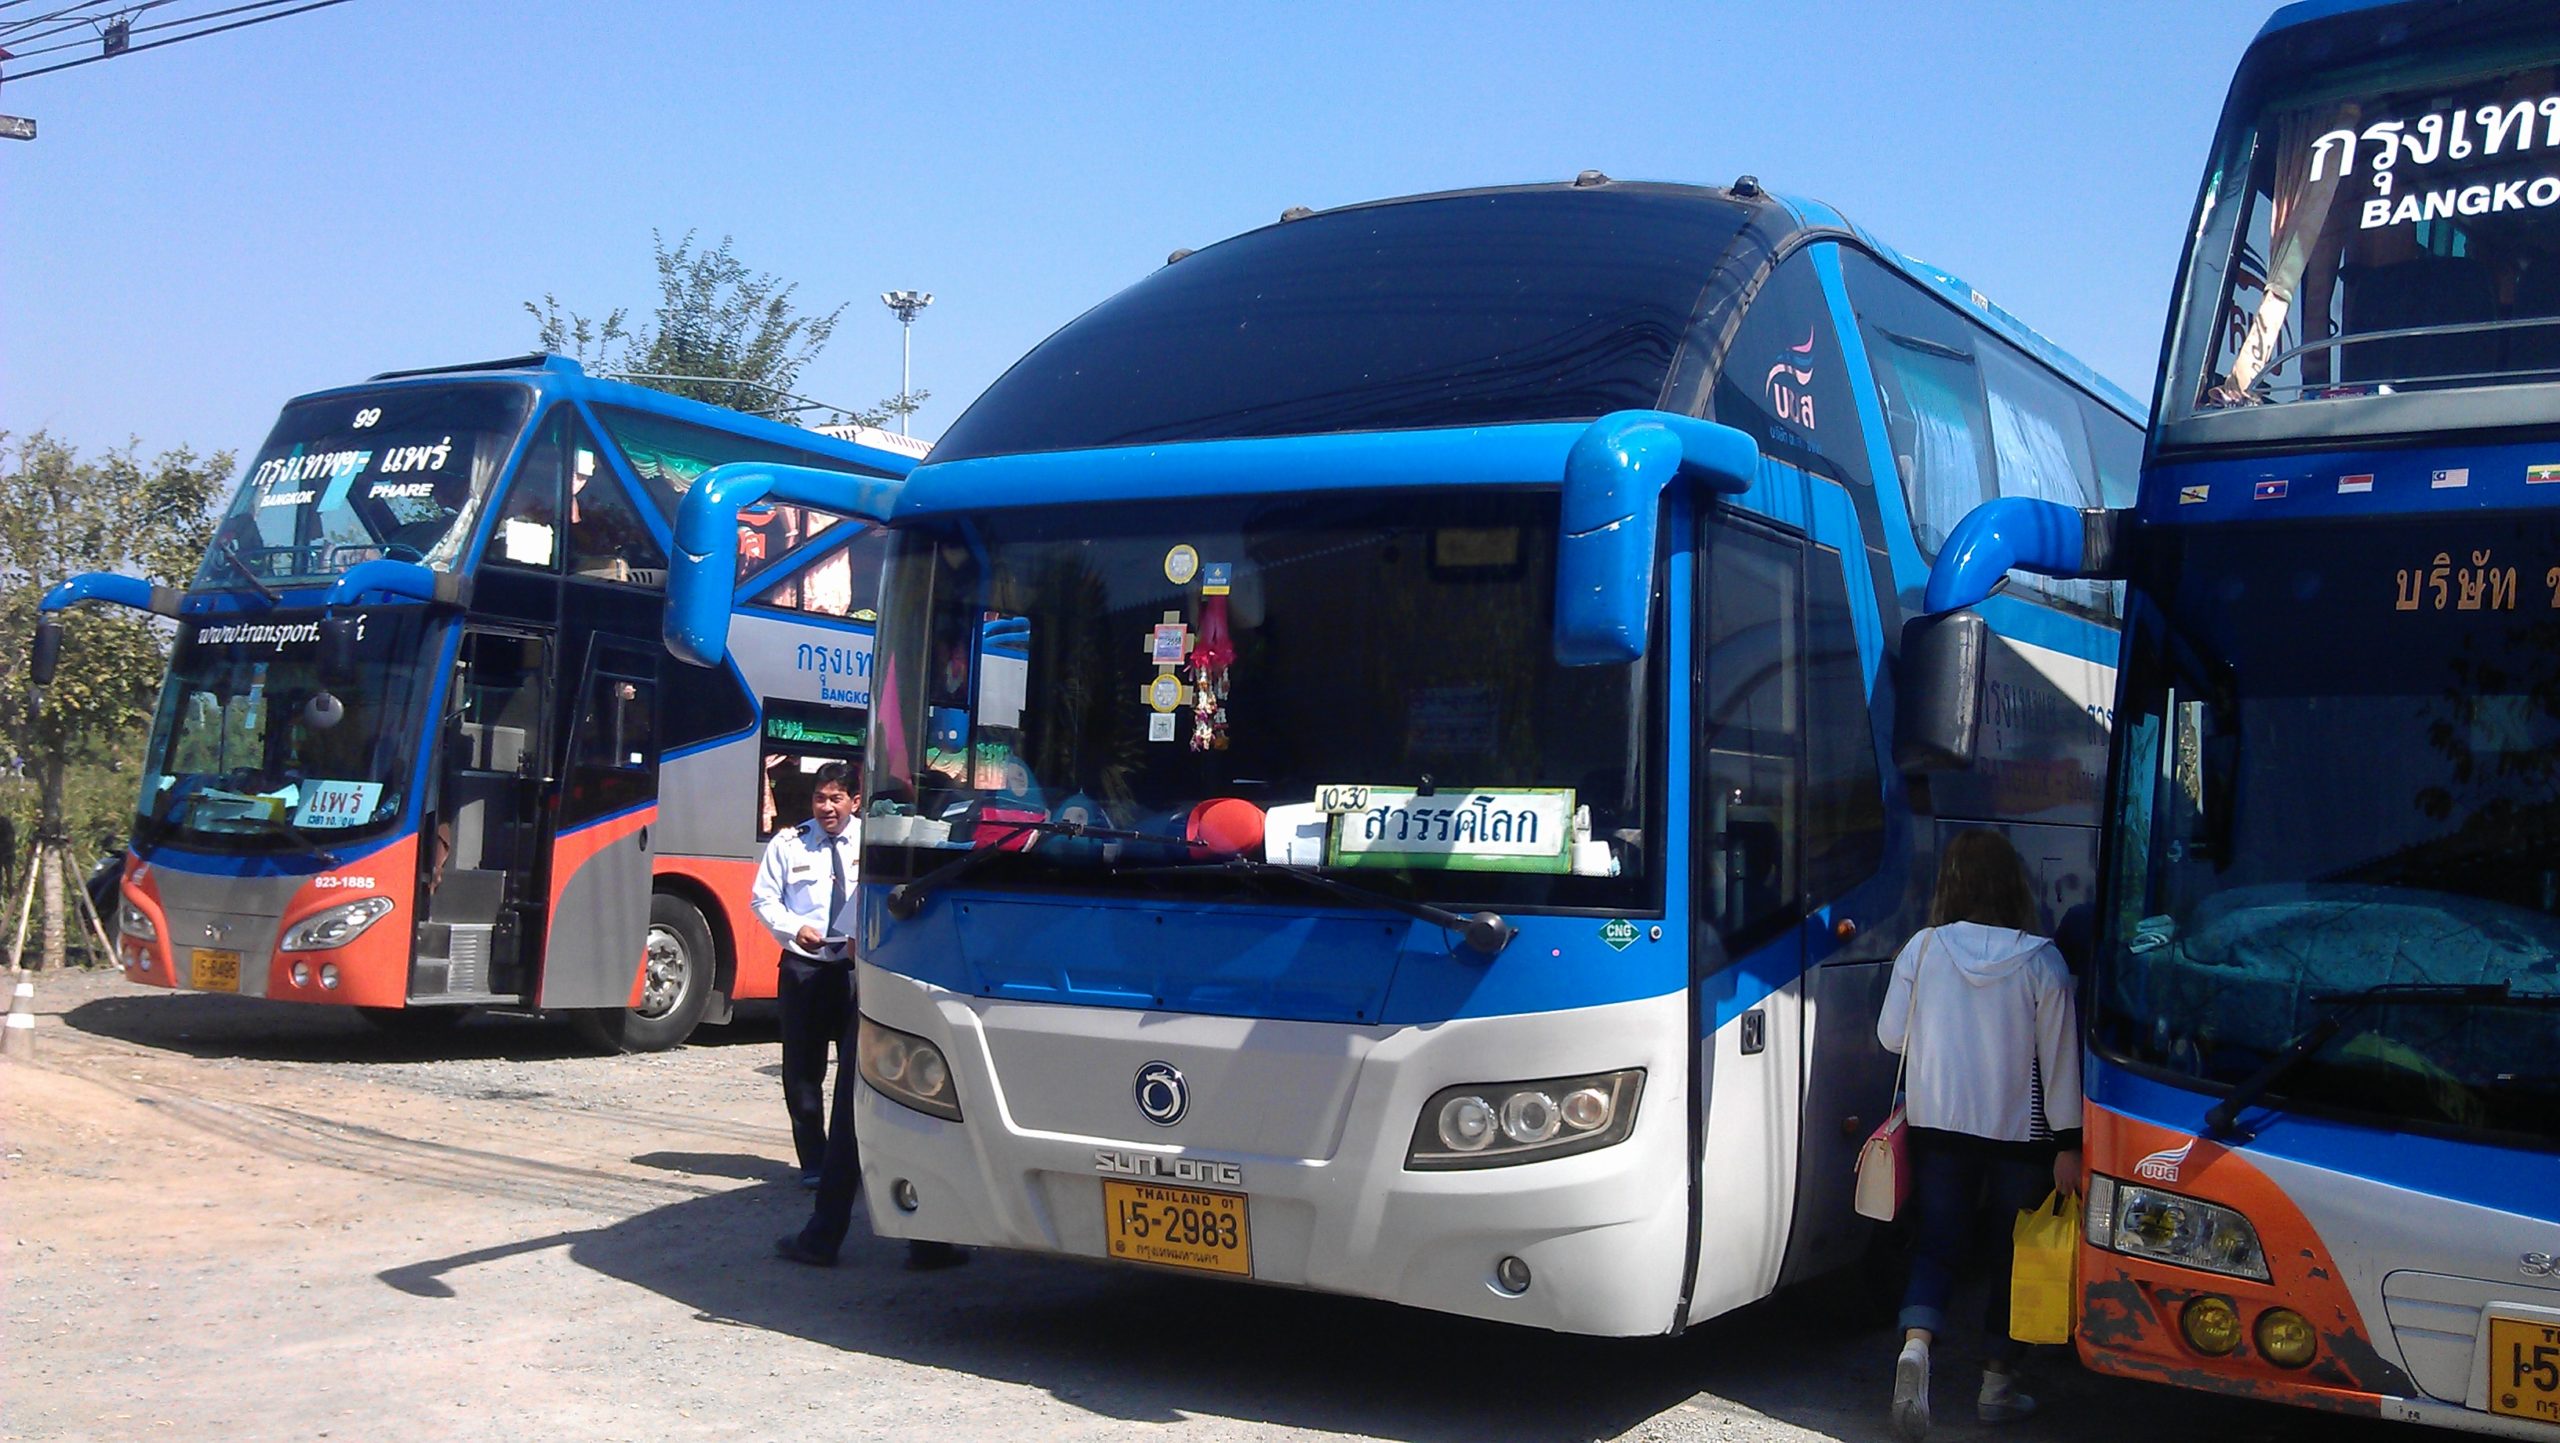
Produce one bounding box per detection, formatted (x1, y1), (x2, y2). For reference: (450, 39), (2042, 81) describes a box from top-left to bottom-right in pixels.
(0, 0), (352, 83)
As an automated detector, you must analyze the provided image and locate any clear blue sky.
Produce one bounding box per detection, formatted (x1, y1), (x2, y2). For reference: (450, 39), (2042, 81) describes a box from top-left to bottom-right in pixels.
(3, 1), (2270, 467)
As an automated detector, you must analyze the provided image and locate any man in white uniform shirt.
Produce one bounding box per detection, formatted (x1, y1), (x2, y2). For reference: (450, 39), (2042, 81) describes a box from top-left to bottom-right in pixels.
(749, 763), (859, 1188)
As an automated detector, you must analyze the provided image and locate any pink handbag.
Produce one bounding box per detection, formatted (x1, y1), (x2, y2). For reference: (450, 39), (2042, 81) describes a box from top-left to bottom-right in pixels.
(1854, 938), (1928, 1221)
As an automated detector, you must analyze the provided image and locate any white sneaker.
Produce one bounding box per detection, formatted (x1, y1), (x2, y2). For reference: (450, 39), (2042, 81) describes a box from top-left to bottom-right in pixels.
(1978, 1370), (2037, 1425)
(1892, 1339), (1931, 1441)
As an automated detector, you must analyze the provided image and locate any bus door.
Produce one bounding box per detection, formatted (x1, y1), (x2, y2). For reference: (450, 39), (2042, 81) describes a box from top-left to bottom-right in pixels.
(535, 634), (662, 1009)
(1687, 512), (1892, 1320)
(421, 626), (553, 1001)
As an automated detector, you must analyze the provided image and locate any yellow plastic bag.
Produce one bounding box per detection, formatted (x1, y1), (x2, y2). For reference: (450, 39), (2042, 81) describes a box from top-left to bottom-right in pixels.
(2010, 1190), (2081, 1345)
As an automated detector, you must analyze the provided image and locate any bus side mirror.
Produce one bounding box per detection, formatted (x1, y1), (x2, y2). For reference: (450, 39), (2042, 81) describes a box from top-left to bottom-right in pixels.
(1553, 411), (1757, 666)
(1895, 610), (1987, 773)
(30, 617), (61, 688)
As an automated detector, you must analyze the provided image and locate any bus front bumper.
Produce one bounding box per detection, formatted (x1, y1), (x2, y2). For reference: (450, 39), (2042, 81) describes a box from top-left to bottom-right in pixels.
(851, 964), (1693, 1337)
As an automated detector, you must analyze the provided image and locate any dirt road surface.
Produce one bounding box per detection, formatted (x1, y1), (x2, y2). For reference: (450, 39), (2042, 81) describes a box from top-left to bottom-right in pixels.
(3, 967), (2418, 1442)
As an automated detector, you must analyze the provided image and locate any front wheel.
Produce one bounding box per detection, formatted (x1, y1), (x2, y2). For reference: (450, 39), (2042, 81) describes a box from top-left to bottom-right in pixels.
(570, 894), (716, 1054)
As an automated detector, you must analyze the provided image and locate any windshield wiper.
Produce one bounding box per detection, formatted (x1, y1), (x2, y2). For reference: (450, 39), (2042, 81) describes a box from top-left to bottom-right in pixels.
(883, 816), (1200, 919)
(2202, 981), (2539, 1139)
(1177, 855), (1517, 956)
(217, 540), (280, 604)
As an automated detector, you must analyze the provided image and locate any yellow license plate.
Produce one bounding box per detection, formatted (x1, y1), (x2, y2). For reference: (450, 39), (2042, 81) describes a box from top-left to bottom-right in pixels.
(2490, 1316), (2560, 1425)
(188, 947), (241, 993)
(1101, 1180), (1251, 1277)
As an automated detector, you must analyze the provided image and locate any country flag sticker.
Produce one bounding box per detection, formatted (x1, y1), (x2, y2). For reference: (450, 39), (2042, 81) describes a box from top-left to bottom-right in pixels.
(2529, 464), (2560, 485)
(2179, 485), (2210, 505)
(2338, 473), (2374, 494)
(2253, 478), (2289, 500)
(2432, 467), (2470, 489)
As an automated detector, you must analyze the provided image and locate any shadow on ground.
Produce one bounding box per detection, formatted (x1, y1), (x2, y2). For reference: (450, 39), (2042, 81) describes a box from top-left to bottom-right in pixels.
(57, 987), (783, 1064)
(375, 1171), (2363, 1443)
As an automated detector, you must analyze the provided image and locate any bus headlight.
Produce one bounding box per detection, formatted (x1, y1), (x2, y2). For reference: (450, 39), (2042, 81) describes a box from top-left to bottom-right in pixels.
(118, 897), (157, 942)
(1407, 1070), (1643, 1170)
(2091, 1176), (2270, 1281)
(279, 897), (394, 952)
(857, 1015), (961, 1121)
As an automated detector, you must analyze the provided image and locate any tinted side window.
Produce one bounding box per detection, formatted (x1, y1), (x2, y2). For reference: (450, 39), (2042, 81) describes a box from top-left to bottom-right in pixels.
(562, 639), (658, 826)
(1845, 255), (1998, 557)
(1710, 248), (1873, 489)
(488, 407), (567, 572)
(751, 524), (888, 619)
(2081, 395), (2141, 510)
(566, 426), (668, 586)
(589, 405), (895, 520)
(1700, 519), (1802, 957)
(1803, 546), (1883, 902)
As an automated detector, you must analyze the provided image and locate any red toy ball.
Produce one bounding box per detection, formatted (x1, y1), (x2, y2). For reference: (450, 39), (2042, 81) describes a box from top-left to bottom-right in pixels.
(1187, 797), (1267, 858)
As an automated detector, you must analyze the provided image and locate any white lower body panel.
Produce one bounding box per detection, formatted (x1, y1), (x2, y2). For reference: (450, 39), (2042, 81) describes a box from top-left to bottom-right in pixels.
(854, 964), (1696, 1336)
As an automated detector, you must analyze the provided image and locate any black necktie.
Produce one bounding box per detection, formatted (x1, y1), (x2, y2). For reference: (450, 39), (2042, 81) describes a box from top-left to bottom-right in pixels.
(825, 835), (846, 948)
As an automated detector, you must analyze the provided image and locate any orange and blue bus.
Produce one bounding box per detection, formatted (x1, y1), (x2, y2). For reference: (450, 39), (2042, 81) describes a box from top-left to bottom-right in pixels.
(36, 355), (923, 1050)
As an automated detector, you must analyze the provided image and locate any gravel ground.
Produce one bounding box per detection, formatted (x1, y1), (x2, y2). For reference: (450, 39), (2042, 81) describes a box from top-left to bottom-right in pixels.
(1, 966), (2425, 1443)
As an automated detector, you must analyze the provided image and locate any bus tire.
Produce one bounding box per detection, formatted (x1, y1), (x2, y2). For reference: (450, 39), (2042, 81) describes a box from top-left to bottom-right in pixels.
(571, 894), (715, 1054)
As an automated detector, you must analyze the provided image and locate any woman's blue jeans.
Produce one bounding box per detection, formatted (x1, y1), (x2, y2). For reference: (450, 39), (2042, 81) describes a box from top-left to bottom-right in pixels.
(1897, 1127), (2051, 1366)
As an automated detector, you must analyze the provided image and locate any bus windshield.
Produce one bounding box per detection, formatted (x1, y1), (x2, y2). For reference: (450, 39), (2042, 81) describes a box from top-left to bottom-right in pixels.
(2168, 20), (2560, 423)
(200, 384), (533, 589)
(2100, 520), (2560, 1146)
(862, 491), (1656, 911)
(929, 187), (1746, 461)
(135, 608), (436, 853)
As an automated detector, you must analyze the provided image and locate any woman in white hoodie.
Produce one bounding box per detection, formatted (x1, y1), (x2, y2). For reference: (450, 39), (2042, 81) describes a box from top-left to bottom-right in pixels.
(1878, 829), (2082, 1440)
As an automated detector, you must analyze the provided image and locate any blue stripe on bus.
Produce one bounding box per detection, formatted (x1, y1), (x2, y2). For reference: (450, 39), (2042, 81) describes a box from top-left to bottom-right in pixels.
(2088, 1056), (2555, 1220)
(135, 824), (417, 878)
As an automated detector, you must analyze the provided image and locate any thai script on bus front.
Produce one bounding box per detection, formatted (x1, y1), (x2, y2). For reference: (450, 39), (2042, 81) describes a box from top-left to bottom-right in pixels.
(794, 640), (870, 706)
(1327, 787), (1574, 874)
(2392, 548), (2526, 610)
(2303, 89), (2560, 230)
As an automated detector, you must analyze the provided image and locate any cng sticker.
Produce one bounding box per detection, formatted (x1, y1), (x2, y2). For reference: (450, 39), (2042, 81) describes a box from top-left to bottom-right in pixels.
(1599, 918), (1639, 952)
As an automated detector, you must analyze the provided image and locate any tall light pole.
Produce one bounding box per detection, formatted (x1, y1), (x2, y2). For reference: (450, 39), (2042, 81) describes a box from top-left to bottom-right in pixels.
(880, 289), (933, 435)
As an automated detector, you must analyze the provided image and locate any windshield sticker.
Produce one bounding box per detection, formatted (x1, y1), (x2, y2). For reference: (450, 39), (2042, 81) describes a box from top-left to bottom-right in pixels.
(2433, 468), (2470, 489)
(1148, 712), (1177, 743)
(1149, 622), (1190, 665)
(2298, 92), (2560, 226)
(192, 620), (325, 650)
(1314, 784), (1372, 815)
(252, 449), (372, 490)
(2253, 478), (2289, 501)
(1143, 674), (1190, 713)
(377, 437), (454, 474)
(2395, 550), (2518, 611)
(1163, 544), (1200, 586)
(1326, 787), (1574, 874)
(2179, 485), (2210, 505)
(2338, 474), (2374, 494)
(1202, 562), (1232, 596)
(502, 517), (554, 564)
(2531, 464), (2560, 485)
(293, 780), (383, 830)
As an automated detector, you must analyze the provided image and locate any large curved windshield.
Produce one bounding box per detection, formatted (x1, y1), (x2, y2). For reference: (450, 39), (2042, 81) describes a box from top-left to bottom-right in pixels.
(135, 608), (436, 854)
(201, 384), (531, 589)
(2162, 8), (2560, 435)
(862, 491), (1658, 911)
(2100, 520), (2560, 1146)
(931, 187), (1746, 462)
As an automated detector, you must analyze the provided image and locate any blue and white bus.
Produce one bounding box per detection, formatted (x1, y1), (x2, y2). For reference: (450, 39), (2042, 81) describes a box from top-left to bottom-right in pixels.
(37, 355), (922, 1051)
(1918, 1), (2560, 1431)
(667, 178), (2139, 1332)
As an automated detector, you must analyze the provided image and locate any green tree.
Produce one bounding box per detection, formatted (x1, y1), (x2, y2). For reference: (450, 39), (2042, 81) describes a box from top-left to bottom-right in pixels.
(0, 432), (230, 969)
(527, 230), (918, 424)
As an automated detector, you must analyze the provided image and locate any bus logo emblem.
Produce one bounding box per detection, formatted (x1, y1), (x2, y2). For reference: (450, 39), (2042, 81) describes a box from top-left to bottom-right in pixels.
(1134, 1061), (1190, 1127)
(2134, 1139), (2194, 1183)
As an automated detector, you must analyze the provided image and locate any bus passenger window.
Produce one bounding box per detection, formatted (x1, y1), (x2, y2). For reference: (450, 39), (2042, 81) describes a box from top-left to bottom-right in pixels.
(567, 457), (668, 586)
(1708, 248), (1873, 490)
(488, 412), (565, 571)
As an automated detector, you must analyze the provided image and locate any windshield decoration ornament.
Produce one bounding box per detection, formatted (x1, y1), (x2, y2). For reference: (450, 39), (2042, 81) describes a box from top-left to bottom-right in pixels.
(1191, 582), (1234, 753)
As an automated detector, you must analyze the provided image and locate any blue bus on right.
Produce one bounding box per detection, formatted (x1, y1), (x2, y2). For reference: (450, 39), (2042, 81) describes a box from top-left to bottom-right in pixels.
(1924, 0), (2560, 1433)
